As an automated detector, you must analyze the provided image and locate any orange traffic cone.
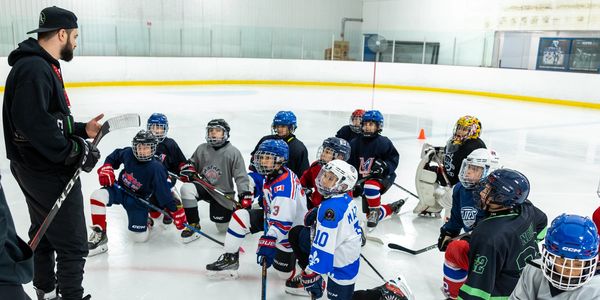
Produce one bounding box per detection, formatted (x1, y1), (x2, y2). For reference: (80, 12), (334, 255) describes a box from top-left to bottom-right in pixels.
(417, 128), (426, 140)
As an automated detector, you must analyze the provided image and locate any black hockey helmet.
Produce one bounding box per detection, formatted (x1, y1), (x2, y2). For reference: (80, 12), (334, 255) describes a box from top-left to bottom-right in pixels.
(132, 129), (158, 161)
(206, 118), (230, 147)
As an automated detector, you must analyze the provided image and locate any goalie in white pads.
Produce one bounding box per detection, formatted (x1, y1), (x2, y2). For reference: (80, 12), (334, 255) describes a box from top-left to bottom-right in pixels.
(205, 139), (307, 281)
(414, 115), (486, 218)
(510, 214), (600, 299)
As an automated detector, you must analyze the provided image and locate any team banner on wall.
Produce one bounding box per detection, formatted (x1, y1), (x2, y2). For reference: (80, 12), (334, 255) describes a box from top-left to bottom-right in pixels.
(537, 37), (600, 73)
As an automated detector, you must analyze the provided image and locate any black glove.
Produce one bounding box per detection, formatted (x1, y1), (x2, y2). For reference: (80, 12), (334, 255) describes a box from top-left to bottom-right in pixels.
(304, 207), (318, 226)
(437, 229), (459, 252)
(352, 184), (364, 197)
(238, 191), (253, 209)
(303, 188), (313, 202)
(66, 137), (100, 173)
(369, 159), (388, 178)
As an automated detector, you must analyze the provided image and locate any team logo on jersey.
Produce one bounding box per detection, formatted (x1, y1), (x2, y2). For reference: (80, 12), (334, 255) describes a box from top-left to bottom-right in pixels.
(324, 209), (335, 221)
(201, 165), (222, 185)
(461, 207), (478, 229)
(121, 172), (142, 192)
(309, 250), (320, 266)
(155, 153), (166, 162)
(444, 154), (455, 177)
(359, 157), (374, 176)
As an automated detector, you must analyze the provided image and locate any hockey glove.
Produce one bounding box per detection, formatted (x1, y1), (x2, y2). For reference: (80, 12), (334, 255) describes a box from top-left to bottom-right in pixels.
(304, 207), (318, 227)
(352, 184), (364, 197)
(437, 229), (459, 252)
(303, 188), (313, 202)
(168, 205), (187, 230)
(66, 136), (100, 173)
(178, 161), (197, 182)
(256, 235), (277, 268)
(97, 163), (115, 187)
(238, 191), (253, 209)
(302, 270), (325, 299)
(369, 159), (388, 178)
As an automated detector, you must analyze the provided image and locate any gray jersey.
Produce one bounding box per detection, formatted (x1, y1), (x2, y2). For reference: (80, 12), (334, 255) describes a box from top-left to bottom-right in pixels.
(190, 142), (250, 208)
(510, 261), (600, 300)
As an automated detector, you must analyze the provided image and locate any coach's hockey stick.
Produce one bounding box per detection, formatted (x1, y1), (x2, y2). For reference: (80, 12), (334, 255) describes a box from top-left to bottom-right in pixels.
(114, 183), (245, 253)
(388, 232), (470, 255)
(29, 114), (141, 251)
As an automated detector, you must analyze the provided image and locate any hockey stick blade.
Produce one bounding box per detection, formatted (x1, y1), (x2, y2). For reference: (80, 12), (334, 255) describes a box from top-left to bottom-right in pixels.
(29, 114), (141, 251)
(388, 242), (437, 255)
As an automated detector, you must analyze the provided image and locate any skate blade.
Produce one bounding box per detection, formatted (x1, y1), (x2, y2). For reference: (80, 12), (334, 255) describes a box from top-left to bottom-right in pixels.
(88, 245), (108, 257)
(181, 233), (201, 244)
(284, 287), (311, 297)
(207, 270), (239, 279)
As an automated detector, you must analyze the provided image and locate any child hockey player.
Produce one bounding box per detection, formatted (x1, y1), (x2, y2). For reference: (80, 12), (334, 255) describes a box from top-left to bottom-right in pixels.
(438, 148), (501, 299)
(205, 139), (307, 280)
(300, 137), (351, 209)
(146, 113), (187, 225)
(510, 214), (600, 299)
(348, 110), (404, 229)
(87, 130), (186, 256)
(178, 119), (252, 242)
(414, 115), (486, 217)
(288, 160), (361, 299)
(458, 169), (547, 300)
(336, 109), (365, 143)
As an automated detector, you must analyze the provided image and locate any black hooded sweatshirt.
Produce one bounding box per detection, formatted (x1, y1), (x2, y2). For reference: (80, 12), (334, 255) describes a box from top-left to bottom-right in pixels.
(3, 38), (88, 174)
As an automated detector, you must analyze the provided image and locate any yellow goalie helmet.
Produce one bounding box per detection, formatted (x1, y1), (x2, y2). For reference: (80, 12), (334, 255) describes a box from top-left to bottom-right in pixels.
(451, 115), (481, 145)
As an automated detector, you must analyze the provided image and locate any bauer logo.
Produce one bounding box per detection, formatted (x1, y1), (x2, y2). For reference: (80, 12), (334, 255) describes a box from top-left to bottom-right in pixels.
(561, 246), (581, 253)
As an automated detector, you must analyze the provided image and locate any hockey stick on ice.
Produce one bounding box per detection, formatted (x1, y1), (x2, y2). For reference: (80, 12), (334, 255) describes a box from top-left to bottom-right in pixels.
(388, 232), (470, 255)
(392, 182), (419, 200)
(114, 183), (245, 253)
(29, 114), (141, 251)
(360, 254), (386, 282)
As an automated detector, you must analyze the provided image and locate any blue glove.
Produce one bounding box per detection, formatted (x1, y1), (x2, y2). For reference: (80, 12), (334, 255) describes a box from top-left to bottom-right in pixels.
(302, 270), (325, 299)
(256, 235), (277, 268)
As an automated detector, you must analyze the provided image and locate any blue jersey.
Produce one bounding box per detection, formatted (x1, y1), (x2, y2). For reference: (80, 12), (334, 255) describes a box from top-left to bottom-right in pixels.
(442, 184), (485, 235)
(263, 167), (308, 251)
(308, 193), (362, 285)
(349, 135), (399, 182)
(155, 137), (187, 175)
(105, 147), (176, 212)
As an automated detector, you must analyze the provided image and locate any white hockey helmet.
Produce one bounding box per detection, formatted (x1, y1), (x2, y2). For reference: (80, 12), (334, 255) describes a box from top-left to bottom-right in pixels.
(458, 148), (501, 189)
(315, 160), (358, 197)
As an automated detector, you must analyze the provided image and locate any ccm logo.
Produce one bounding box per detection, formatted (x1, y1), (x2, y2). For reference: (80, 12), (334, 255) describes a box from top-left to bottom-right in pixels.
(561, 246), (581, 253)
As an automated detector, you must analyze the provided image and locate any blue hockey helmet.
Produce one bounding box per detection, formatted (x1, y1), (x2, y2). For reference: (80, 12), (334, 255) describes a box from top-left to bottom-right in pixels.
(272, 111), (297, 135)
(475, 168), (529, 209)
(317, 137), (351, 163)
(147, 113), (169, 142)
(361, 110), (384, 135)
(541, 214), (599, 290)
(253, 139), (289, 175)
(132, 129), (158, 162)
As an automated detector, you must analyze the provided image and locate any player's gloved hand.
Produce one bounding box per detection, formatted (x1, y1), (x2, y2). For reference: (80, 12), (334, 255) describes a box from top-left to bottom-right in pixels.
(303, 188), (313, 202)
(437, 229), (459, 252)
(369, 159), (388, 178)
(168, 205), (187, 230)
(302, 270), (325, 299)
(178, 161), (197, 182)
(66, 136), (100, 173)
(97, 163), (115, 187)
(304, 207), (318, 226)
(256, 235), (277, 268)
(238, 191), (253, 209)
(352, 184), (364, 197)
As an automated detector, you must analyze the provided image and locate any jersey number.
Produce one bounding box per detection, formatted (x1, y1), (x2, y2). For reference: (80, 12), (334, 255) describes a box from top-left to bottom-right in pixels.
(272, 206), (280, 216)
(314, 230), (329, 247)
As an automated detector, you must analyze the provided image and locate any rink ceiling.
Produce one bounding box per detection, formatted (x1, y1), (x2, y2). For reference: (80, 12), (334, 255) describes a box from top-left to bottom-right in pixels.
(0, 83), (599, 299)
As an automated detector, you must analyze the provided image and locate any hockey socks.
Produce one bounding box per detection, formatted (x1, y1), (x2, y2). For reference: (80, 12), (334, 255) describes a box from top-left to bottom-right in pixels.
(90, 189), (109, 230)
(224, 209), (251, 253)
(442, 240), (470, 299)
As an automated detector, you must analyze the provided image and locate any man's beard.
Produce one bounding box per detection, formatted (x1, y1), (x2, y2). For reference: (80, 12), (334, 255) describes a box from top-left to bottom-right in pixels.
(60, 40), (74, 62)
